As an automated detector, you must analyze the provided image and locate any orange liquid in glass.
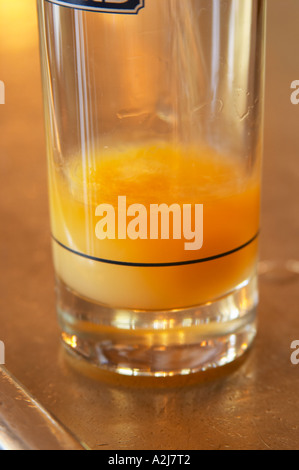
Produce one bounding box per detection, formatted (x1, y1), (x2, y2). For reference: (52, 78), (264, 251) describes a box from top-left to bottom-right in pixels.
(49, 143), (260, 310)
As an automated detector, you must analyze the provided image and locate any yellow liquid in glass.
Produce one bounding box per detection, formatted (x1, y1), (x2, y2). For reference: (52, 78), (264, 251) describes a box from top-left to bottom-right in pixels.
(49, 143), (260, 310)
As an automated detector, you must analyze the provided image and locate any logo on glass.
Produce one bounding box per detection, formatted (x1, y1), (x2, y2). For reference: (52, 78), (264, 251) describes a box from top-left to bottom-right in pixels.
(46, 0), (145, 14)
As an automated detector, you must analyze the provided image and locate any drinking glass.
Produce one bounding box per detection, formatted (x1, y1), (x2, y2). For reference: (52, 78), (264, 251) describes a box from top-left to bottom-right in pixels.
(37, 0), (266, 376)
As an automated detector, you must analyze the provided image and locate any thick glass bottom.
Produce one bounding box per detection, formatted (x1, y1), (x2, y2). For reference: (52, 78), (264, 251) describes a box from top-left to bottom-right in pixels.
(57, 275), (258, 377)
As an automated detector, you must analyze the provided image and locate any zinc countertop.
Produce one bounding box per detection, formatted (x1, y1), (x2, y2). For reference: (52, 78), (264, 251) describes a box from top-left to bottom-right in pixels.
(0, 0), (299, 450)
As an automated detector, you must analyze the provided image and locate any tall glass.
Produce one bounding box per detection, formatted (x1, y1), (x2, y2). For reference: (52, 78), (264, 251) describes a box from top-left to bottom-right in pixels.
(37, 0), (266, 376)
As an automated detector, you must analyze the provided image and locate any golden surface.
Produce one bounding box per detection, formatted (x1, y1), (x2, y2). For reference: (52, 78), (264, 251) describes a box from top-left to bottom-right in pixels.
(1, 0), (299, 450)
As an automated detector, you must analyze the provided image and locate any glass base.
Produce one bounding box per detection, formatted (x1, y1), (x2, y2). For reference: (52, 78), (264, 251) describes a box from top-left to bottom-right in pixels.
(56, 275), (258, 377)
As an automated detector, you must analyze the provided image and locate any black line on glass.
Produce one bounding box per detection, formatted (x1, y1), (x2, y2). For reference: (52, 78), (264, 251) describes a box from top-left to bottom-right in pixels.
(51, 232), (259, 268)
